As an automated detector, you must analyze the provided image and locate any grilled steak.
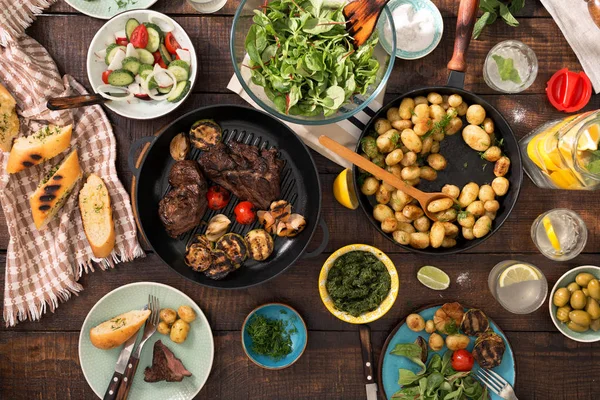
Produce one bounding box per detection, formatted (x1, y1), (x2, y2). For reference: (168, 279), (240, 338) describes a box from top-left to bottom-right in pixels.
(144, 340), (192, 383)
(198, 142), (284, 210)
(168, 160), (206, 188)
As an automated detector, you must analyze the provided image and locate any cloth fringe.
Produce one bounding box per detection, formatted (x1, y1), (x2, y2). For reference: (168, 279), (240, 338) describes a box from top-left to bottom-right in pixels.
(0, 0), (56, 47)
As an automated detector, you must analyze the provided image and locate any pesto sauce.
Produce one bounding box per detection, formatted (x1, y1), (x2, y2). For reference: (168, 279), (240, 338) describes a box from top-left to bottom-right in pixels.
(325, 251), (391, 317)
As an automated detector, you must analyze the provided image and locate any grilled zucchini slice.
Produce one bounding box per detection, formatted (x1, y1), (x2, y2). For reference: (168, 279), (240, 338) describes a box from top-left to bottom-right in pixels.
(215, 233), (248, 267)
(245, 229), (274, 261)
(189, 119), (222, 150)
(185, 242), (212, 272)
(461, 309), (490, 336)
(204, 249), (236, 280)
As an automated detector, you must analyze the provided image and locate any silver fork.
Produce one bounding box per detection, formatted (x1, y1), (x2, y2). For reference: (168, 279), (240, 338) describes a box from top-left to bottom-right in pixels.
(476, 368), (518, 400)
(115, 295), (160, 400)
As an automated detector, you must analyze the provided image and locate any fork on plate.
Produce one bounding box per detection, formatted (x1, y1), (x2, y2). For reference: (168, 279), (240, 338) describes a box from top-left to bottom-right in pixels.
(476, 368), (518, 400)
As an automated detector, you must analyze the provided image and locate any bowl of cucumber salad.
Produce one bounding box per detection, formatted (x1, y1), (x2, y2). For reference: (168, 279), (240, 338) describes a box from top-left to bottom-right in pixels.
(87, 10), (196, 119)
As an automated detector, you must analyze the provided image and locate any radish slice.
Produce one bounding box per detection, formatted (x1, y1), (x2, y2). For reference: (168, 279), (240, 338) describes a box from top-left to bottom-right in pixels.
(175, 49), (192, 65)
(154, 70), (174, 88)
(128, 98), (140, 104)
(141, 69), (178, 101)
(103, 32), (115, 47)
(107, 48), (126, 70)
(96, 85), (134, 101)
(135, 75), (144, 84)
(125, 43), (138, 59)
(148, 15), (175, 32)
(135, 93), (150, 100)
(127, 83), (141, 95)
(114, 30), (127, 41)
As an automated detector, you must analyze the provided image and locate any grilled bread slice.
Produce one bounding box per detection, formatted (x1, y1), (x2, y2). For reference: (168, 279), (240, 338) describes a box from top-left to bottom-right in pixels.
(79, 174), (115, 258)
(89, 309), (151, 350)
(7, 124), (72, 173)
(0, 83), (20, 152)
(30, 150), (82, 230)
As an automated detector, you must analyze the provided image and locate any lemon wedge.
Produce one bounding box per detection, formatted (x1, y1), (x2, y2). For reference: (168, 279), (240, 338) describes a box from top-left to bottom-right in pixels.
(577, 124), (600, 151)
(333, 169), (359, 210)
(498, 263), (540, 287)
(417, 266), (450, 290)
(542, 215), (561, 252)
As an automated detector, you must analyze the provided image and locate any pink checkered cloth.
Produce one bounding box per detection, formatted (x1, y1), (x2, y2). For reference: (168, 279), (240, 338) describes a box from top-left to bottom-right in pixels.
(0, 0), (144, 326)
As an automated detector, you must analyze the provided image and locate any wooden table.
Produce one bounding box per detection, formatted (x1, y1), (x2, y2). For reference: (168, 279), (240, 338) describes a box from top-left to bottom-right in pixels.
(1, 0), (600, 398)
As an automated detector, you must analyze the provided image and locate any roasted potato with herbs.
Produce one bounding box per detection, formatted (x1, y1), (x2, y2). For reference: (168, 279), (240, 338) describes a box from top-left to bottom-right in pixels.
(170, 319), (190, 344)
(177, 306), (197, 323)
(407, 313), (426, 332)
(160, 308), (177, 325)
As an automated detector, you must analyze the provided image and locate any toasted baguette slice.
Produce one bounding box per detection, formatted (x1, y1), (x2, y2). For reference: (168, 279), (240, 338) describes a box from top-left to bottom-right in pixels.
(90, 309), (151, 350)
(79, 174), (115, 258)
(0, 83), (20, 152)
(7, 124), (72, 173)
(30, 150), (83, 230)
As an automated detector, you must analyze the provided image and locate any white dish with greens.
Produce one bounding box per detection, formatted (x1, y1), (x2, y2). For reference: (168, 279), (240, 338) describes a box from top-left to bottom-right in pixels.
(87, 10), (196, 120)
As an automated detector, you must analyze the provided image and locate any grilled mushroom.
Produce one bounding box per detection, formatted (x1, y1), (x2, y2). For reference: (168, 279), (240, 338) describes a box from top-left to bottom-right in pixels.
(461, 309), (490, 336)
(472, 330), (506, 369)
(189, 119), (222, 150)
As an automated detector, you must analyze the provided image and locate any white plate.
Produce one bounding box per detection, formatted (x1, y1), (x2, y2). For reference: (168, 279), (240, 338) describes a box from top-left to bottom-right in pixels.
(86, 10), (197, 120)
(65, 0), (158, 20)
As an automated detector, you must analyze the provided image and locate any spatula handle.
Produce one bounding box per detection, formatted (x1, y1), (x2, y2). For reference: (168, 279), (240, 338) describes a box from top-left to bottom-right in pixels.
(447, 0), (480, 72)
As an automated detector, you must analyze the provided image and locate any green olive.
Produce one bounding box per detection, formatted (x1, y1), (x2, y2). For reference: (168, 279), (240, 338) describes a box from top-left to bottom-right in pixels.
(570, 290), (587, 310)
(567, 282), (581, 293)
(553, 288), (570, 307)
(583, 288), (590, 296)
(591, 319), (600, 332)
(586, 297), (600, 320)
(587, 279), (600, 300)
(567, 321), (589, 332)
(556, 306), (572, 323)
(576, 272), (596, 287)
(568, 310), (592, 327)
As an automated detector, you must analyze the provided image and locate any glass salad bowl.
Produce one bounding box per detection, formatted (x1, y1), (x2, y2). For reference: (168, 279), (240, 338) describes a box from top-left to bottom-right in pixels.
(230, 0), (396, 125)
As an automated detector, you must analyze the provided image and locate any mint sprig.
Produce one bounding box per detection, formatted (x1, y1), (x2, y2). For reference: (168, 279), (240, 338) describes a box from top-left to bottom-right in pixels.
(473, 0), (525, 39)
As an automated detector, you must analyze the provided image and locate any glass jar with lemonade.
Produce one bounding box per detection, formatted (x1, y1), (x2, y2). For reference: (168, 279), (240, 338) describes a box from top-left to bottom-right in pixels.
(520, 110), (600, 190)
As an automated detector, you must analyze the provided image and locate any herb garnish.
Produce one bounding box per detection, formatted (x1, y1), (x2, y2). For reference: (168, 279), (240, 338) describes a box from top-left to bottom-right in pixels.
(110, 317), (127, 331)
(246, 315), (294, 360)
(473, 0), (525, 39)
(423, 111), (455, 139)
(492, 55), (522, 84)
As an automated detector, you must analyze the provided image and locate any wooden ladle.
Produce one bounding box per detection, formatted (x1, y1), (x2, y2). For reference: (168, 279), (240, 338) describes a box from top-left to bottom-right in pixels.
(586, 0), (600, 29)
(319, 135), (455, 221)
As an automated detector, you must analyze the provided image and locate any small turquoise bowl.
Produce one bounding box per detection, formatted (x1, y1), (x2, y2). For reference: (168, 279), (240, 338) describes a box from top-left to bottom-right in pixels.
(550, 265), (600, 342)
(242, 303), (308, 369)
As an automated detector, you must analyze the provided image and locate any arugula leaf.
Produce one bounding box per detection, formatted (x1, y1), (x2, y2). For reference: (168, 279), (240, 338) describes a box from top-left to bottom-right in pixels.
(492, 55), (522, 83)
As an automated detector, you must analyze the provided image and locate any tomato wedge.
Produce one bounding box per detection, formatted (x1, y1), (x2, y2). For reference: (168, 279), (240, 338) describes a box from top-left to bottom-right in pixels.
(129, 24), (148, 49)
(101, 70), (112, 84)
(165, 32), (181, 55)
(116, 37), (129, 46)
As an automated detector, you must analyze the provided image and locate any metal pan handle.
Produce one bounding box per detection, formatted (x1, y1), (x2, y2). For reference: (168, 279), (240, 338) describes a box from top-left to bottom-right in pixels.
(302, 218), (329, 259)
(447, 0), (480, 72)
(128, 136), (156, 179)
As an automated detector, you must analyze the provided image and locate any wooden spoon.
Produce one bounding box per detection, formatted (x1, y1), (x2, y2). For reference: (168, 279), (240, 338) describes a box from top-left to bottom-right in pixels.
(586, 0), (600, 29)
(319, 135), (455, 221)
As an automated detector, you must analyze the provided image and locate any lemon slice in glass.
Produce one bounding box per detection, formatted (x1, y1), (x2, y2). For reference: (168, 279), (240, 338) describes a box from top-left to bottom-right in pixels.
(498, 263), (540, 287)
(542, 215), (561, 252)
(333, 169), (359, 210)
(417, 266), (450, 290)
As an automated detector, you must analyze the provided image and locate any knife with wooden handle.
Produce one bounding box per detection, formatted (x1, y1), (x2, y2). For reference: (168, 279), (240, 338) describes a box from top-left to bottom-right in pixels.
(359, 325), (378, 400)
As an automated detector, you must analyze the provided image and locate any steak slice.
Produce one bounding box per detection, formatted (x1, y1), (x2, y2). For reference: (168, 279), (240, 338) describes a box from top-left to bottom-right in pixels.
(159, 184), (206, 238)
(144, 340), (192, 383)
(198, 142), (284, 210)
(168, 160), (207, 189)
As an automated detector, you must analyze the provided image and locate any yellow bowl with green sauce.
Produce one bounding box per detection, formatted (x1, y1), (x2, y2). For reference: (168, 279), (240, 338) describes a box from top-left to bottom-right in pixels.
(319, 244), (399, 324)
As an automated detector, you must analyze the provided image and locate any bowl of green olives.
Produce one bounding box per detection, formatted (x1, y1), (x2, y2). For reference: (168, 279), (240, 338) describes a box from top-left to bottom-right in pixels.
(550, 265), (600, 342)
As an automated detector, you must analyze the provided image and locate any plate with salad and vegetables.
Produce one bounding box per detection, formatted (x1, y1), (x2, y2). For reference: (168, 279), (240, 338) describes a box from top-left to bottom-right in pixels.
(87, 10), (196, 119)
(379, 302), (515, 400)
(66, 0), (158, 20)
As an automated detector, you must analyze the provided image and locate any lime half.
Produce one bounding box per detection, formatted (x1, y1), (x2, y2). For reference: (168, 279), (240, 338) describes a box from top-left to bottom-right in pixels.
(498, 263), (540, 287)
(417, 266), (450, 290)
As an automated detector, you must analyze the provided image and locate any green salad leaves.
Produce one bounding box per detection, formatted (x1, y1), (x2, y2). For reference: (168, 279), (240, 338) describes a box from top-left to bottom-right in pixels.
(244, 0), (380, 117)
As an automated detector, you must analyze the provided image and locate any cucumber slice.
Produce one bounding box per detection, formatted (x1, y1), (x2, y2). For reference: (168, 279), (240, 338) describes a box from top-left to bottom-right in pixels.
(137, 48), (155, 65)
(139, 64), (153, 78)
(106, 45), (126, 65)
(159, 44), (172, 66)
(148, 78), (159, 90)
(167, 80), (191, 103)
(122, 57), (141, 75)
(107, 69), (135, 86)
(125, 18), (139, 40)
(143, 23), (164, 40)
(145, 27), (161, 53)
(167, 60), (190, 81)
(157, 85), (172, 94)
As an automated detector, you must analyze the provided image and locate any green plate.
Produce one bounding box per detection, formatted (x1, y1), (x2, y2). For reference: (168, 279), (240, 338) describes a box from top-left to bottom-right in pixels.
(65, 0), (158, 19)
(79, 282), (214, 399)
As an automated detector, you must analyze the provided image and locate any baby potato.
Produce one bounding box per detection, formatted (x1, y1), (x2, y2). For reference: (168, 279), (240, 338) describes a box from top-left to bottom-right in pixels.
(446, 334), (470, 351)
(401, 165), (421, 181)
(432, 131), (446, 142)
(396, 222), (416, 234)
(419, 166), (438, 181)
(429, 333), (444, 351)
(458, 211), (475, 228)
(400, 151), (417, 167)
(361, 176), (380, 195)
(414, 216), (431, 233)
(430, 104), (446, 122)
(430, 221), (445, 248)
(483, 117), (495, 134)
(403, 204), (424, 220)
(473, 216), (492, 238)
(396, 211), (413, 224)
(385, 149), (404, 166)
(375, 185), (391, 204)
(441, 237), (457, 248)
(374, 118), (393, 135)
(387, 107), (401, 122)
(442, 222), (459, 238)
(446, 107), (457, 116)
(462, 125), (491, 151)
(407, 313), (426, 331)
(442, 184), (460, 199)
(435, 208), (457, 222)
(414, 120), (433, 137)
(392, 119), (413, 131)
(485, 211), (497, 221)
(160, 308), (178, 325)
(427, 198), (454, 213)
(393, 230), (411, 245)
(170, 319), (190, 344)
(482, 146), (502, 162)
(478, 185), (496, 202)
(456, 101), (468, 116)
(441, 101), (450, 111)
(377, 129), (400, 153)
(389, 191), (408, 212)
(381, 217), (398, 233)
(484, 200), (500, 212)
(431, 140), (441, 154)
(405, 178), (421, 187)
(387, 165), (403, 180)
(444, 117), (463, 136)
(421, 137), (434, 154)
(398, 98), (415, 120)
(466, 104), (486, 125)
(427, 153), (447, 171)
(448, 94), (463, 108)
(414, 95), (428, 105)
(458, 182), (480, 208)
(494, 156), (511, 177)
(157, 321), (171, 335)
(401, 129), (423, 153)
(463, 227), (475, 240)
(371, 154), (385, 168)
(466, 200), (485, 217)
(492, 177), (510, 196)
(427, 92), (443, 105)
(425, 320), (436, 334)
(177, 305), (197, 323)
(374, 204), (394, 222)
(414, 103), (430, 119)
(409, 232), (430, 249)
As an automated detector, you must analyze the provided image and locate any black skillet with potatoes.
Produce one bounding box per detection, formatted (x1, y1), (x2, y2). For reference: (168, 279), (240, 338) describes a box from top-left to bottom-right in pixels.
(353, 90), (523, 254)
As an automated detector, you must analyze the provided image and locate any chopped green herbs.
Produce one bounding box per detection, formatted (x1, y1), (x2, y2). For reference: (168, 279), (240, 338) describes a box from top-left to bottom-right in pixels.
(246, 315), (294, 360)
(423, 111), (455, 139)
(492, 55), (522, 84)
(110, 317), (126, 331)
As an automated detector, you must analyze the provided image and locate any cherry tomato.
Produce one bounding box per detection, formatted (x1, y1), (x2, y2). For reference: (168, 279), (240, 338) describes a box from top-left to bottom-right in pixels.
(101, 70), (112, 84)
(157, 58), (167, 69)
(165, 32), (181, 55)
(234, 201), (256, 224)
(153, 51), (162, 64)
(115, 37), (129, 46)
(129, 24), (148, 49)
(207, 186), (231, 210)
(451, 349), (474, 372)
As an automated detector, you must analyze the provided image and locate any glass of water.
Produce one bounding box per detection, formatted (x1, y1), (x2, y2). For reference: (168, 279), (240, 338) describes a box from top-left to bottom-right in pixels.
(488, 260), (548, 314)
(483, 40), (538, 93)
(187, 0), (227, 13)
(531, 209), (588, 261)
